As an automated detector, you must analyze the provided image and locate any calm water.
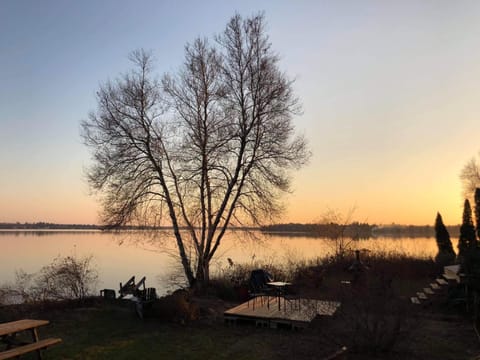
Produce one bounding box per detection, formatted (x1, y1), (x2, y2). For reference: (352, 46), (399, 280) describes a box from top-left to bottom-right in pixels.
(0, 230), (448, 297)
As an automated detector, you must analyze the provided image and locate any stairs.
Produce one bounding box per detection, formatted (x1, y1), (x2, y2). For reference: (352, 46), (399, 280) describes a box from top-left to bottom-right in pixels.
(411, 277), (449, 305)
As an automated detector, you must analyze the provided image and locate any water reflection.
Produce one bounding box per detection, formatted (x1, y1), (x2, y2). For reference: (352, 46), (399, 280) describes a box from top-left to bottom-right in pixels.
(0, 230), (451, 297)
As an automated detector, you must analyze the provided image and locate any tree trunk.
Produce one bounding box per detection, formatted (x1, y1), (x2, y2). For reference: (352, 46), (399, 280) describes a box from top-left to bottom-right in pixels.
(194, 257), (210, 291)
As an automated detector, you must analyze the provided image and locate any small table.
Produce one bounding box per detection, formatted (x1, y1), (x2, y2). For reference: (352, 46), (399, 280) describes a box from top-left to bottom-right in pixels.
(0, 319), (61, 359)
(267, 282), (292, 310)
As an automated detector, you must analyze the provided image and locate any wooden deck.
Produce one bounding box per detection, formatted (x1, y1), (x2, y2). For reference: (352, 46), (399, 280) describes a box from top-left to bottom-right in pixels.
(224, 296), (341, 328)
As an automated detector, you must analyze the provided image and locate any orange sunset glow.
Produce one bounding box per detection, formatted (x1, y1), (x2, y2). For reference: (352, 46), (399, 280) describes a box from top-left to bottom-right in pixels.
(1, 1), (480, 227)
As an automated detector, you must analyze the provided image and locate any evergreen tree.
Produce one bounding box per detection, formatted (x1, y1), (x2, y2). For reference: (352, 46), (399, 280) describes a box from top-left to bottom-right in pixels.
(461, 193), (480, 287)
(458, 199), (477, 258)
(475, 188), (480, 240)
(434, 212), (456, 265)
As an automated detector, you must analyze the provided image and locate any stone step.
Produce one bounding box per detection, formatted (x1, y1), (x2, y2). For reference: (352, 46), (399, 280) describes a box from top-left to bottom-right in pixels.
(423, 287), (434, 295)
(430, 283), (440, 290)
(417, 292), (427, 300)
(410, 297), (421, 305)
(436, 278), (448, 286)
(443, 272), (459, 282)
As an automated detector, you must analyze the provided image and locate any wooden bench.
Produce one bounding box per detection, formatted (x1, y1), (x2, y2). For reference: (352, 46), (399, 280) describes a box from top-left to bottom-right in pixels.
(0, 319), (61, 359)
(0, 338), (61, 360)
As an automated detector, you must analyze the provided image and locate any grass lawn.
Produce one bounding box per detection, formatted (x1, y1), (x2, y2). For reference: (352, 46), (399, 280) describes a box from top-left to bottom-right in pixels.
(10, 302), (336, 360)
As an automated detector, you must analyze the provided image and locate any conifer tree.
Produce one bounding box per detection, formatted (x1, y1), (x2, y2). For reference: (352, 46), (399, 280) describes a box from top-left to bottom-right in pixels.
(434, 212), (455, 265)
(475, 188), (480, 240)
(458, 199), (477, 258)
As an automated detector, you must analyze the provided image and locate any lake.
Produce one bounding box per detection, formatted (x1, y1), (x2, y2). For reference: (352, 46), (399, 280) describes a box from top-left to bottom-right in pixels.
(0, 230), (449, 297)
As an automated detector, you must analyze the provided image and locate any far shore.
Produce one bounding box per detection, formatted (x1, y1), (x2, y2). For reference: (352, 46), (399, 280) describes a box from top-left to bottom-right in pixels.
(0, 221), (462, 238)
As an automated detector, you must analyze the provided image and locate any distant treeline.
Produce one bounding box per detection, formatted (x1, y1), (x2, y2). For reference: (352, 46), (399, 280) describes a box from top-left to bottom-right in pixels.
(261, 222), (374, 239)
(0, 222), (163, 231)
(1, 222), (462, 239)
(261, 223), (461, 239)
(0, 222), (256, 232)
(0, 222), (101, 230)
(374, 224), (460, 238)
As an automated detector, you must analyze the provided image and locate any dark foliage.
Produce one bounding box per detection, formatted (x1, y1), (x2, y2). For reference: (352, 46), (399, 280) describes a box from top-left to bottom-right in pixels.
(475, 188), (480, 240)
(434, 212), (455, 265)
(458, 199), (477, 259)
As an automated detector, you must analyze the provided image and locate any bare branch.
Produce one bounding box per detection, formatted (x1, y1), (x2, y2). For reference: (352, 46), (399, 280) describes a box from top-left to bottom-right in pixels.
(82, 14), (310, 288)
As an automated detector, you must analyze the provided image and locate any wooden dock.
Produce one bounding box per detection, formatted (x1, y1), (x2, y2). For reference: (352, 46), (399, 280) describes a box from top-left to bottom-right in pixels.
(224, 296), (341, 328)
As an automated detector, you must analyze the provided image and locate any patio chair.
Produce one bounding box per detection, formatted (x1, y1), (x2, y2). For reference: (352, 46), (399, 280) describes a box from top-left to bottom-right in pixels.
(248, 269), (274, 297)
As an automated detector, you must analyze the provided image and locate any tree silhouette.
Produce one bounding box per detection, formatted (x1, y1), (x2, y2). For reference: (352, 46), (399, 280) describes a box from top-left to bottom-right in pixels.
(474, 188), (480, 241)
(81, 13), (310, 288)
(460, 191), (480, 292)
(434, 212), (455, 265)
(458, 199), (477, 259)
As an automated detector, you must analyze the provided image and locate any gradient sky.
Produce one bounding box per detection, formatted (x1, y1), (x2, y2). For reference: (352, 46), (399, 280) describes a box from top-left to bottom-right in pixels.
(1, 0), (480, 226)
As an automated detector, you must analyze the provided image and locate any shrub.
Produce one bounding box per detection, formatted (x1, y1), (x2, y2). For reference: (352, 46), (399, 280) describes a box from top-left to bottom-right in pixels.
(333, 270), (411, 355)
(150, 289), (199, 323)
(36, 254), (99, 300)
(0, 254), (98, 304)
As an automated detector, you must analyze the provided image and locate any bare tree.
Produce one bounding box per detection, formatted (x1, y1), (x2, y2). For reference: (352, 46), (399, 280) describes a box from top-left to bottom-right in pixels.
(460, 157), (480, 200)
(81, 14), (310, 289)
(316, 207), (359, 259)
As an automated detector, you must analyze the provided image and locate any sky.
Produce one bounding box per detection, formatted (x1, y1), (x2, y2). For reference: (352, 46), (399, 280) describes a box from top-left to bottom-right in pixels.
(1, 0), (480, 226)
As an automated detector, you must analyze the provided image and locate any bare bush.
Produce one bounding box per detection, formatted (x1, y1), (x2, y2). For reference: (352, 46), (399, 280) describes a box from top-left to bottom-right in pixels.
(0, 254), (98, 304)
(332, 273), (410, 355)
(316, 207), (363, 259)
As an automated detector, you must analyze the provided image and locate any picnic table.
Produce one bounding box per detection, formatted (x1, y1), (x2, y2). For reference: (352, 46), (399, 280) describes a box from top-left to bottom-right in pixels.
(0, 319), (61, 359)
